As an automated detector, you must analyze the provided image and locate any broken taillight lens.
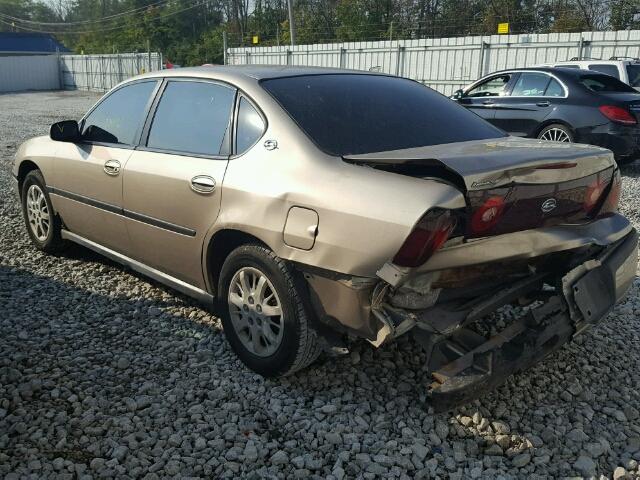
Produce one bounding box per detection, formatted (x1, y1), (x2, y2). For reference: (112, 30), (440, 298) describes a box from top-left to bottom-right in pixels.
(599, 169), (621, 215)
(470, 196), (506, 235)
(393, 209), (457, 268)
(583, 177), (607, 214)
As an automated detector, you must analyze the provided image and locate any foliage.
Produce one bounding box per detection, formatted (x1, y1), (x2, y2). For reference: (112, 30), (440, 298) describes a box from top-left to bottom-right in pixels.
(1, 0), (639, 65)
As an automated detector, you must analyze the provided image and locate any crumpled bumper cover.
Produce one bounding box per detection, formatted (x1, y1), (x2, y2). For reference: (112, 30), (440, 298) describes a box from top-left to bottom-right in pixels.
(428, 228), (638, 411)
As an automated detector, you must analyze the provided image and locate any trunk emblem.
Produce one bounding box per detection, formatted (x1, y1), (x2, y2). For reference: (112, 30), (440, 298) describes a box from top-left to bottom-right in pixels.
(541, 198), (557, 213)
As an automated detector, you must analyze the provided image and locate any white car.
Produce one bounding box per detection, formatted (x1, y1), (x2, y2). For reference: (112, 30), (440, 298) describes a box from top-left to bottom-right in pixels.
(538, 57), (640, 91)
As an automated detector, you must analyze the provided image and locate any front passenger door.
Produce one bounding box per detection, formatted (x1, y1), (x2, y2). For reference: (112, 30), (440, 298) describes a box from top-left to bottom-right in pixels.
(122, 79), (236, 288)
(51, 80), (159, 253)
(457, 73), (513, 123)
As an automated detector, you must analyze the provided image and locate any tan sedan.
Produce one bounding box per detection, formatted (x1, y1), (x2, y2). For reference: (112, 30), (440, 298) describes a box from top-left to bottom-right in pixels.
(13, 66), (638, 409)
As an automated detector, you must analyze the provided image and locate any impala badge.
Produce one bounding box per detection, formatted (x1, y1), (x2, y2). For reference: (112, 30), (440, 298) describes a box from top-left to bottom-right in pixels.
(264, 139), (278, 150)
(541, 198), (557, 213)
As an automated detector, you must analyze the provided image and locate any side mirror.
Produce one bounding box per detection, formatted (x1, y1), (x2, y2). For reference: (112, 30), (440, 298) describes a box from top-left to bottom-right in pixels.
(451, 89), (464, 100)
(50, 120), (80, 142)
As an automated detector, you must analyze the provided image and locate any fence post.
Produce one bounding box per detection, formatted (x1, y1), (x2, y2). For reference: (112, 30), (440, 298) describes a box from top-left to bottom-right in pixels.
(339, 47), (346, 68)
(478, 40), (488, 78)
(56, 47), (63, 90)
(395, 44), (405, 76)
(578, 36), (584, 60)
(147, 39), (152, 72)
(287, 49), (292, 65)
(245, 51), (250, 65)
(223, 32), (228, 65)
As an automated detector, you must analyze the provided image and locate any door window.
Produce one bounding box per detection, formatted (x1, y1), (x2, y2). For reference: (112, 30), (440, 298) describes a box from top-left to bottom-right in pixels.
(626, 64), (640, 87)
(147, 81), (236, 156)
(236, 97), (265, 154)
(81, 81), (157, 145)
(588, 64), (620, 79)
(465, 75), (511, 97)
(510, 73), (551, 96)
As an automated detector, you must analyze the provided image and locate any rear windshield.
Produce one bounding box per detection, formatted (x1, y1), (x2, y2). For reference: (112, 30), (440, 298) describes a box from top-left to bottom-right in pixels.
(626, 64), (640, 88)
(261, 74), (506, 156)
(579, 74), (637, 93)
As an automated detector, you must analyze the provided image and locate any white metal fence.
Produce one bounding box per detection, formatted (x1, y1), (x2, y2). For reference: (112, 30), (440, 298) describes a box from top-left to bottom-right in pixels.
(228, 30), (640, 96)
(60, 52), (163, 92)
(0, 55), (60, 93)
(0, 52), (162, 94)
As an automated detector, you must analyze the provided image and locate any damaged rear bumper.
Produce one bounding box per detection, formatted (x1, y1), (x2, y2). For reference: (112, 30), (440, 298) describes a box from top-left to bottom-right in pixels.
(427, 227), (638, 411)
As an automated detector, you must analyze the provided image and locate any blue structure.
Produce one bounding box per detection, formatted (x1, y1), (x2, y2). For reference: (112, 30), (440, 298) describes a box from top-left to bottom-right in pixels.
(0, 32), (70, 55)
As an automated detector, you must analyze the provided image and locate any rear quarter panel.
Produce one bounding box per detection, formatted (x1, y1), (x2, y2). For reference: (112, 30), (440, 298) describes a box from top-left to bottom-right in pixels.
(206, 95), (466, 279)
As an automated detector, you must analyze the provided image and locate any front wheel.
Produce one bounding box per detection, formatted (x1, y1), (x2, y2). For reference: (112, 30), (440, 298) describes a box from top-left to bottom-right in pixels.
(218, 244), (321, 377)
(21, 170), (65, 253)
(537, 123), (574, 143)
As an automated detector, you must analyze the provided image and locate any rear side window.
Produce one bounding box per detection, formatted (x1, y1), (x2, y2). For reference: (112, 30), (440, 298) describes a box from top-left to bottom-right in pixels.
(236, 97), (265, 154)
(465, 74), (511, 97)
(261, 74), (506, 156)
(147, 81), (235, 156)
(588, 64), (620, 79)
(544, 78), (565, 97)
(626, 64), (640, 87)
(579, 74), (637, 93)
(82, 81), (157, 145)
(510, 73), (551, 96)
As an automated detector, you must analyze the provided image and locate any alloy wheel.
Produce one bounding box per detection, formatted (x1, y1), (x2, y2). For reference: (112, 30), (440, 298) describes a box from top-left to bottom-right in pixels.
(539, 127), (571, 142)
(26, 184), (50, 242)
(228, 266), (284, 357)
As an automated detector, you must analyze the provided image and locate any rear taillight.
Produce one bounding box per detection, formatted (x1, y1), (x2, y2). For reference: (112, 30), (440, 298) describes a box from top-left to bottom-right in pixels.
(583, 177), (607, 214)
(600, 169), (622, 215)
(599, 105), (637, 125)
(470, 196), (505, 235)
(393, 209), (457, 268)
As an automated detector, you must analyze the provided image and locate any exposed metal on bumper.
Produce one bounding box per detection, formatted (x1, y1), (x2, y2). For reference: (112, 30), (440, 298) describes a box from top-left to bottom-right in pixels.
(427, 229), (638, 411)
(12, 174), (20, 198)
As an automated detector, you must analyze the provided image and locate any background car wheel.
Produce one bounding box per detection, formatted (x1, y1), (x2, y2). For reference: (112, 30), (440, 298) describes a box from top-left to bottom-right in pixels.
(537, 123), (574, 143)
(218, 244), (321, 377)
(21, 170), (65, 253)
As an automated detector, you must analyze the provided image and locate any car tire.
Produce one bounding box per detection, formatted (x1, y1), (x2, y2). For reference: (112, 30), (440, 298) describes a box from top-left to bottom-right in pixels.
(537, 123), (574, 143)
(218, 244), (321, 377)
(21, 170), (66, 253)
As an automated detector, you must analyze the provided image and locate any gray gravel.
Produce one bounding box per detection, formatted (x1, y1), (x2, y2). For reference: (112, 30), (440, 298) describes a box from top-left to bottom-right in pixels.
(1, 90), (640, 479)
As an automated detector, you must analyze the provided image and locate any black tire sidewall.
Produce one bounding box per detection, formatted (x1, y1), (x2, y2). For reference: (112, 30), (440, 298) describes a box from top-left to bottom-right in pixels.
(218, 245), (304, 377)
(21, 171), (56, 249)
(538, 123), (574, 142)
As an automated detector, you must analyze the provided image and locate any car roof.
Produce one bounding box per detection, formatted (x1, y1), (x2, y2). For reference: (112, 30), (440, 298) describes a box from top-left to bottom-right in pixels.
(488, 66), (609, 78)
(141, 65), (383, 82)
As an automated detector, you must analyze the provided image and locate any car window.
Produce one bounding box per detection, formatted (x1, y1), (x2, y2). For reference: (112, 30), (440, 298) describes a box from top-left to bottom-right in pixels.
(626, 64), (640, 88)
(544, 78), (565, 97)
(510, 73), (551, 96)
(147, 81), (235, 156)
(588, 64), (620, 79)
(236, 97), (265, 154)
(81, 81), (157, 145)
(465, 75), (511, 97)
(261, 74), (506, 156)
(579, 74), (637, 93)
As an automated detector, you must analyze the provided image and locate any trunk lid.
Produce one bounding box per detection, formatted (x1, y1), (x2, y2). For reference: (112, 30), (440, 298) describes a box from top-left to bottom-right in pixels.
(344, 137), (616, 238)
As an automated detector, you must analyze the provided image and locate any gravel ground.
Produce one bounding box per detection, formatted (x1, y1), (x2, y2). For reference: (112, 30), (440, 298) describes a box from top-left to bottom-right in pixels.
(1, 90), (640, 480)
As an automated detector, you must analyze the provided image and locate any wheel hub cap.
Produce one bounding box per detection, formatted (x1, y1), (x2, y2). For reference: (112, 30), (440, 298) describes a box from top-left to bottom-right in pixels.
(540, 127), (571, 143)
(26, 184), (50, 242)
(228, 267), (284, 357)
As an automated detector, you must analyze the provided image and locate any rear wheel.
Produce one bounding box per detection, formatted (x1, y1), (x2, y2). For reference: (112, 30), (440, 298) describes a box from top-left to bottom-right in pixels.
(537, 123), (574, 143)
(21, 170), (65, 253)
(218, 244), (321, 377)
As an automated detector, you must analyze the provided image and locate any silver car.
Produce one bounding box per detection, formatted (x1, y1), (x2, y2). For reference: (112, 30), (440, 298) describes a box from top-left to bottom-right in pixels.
(12, 66), (638, 409)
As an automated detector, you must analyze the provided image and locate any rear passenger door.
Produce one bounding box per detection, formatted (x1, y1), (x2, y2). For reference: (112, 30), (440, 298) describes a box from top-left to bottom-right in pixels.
(491, 72), (567, 137)
(122, 79), (236, 288)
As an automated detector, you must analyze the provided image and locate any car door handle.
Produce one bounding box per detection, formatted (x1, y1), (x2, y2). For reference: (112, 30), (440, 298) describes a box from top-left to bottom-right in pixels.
(190, 175), (216, 194)
(536, 101), (550, 107)
(103, 160), (121, 176)
(482, 99), (495, 106)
